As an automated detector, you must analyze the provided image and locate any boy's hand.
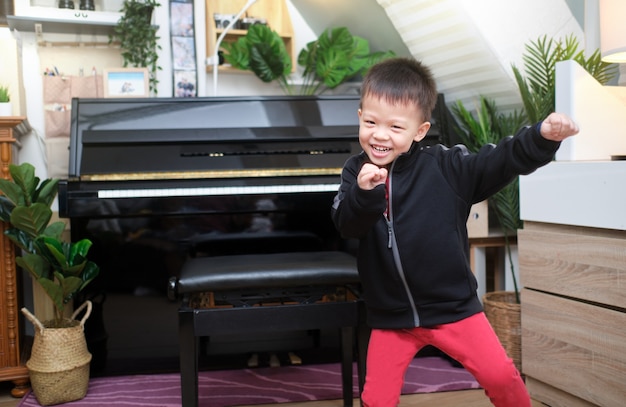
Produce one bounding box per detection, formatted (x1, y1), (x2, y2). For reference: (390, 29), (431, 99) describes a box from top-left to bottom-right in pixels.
(540, 112), (579, 141)
(358, 163), (388, 190)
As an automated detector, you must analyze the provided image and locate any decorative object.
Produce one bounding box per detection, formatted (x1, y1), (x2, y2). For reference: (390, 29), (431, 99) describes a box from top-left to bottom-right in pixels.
(222, 26), (396, 95)
(170, 0), (197, 98)
(21, 302), (93, 406)
(110, 0), (161, 95)
(103, 67), (150, 98)
(0, 162), (100, 404)
(0, 0), (14, 26)
(296, 27), (396, 95)
(220, 21), (291, 92)
(482, 291), (521, 372)
(0, 162), (100, 326)
(17, 356), (480, 407)
(0, 84), (11, 115)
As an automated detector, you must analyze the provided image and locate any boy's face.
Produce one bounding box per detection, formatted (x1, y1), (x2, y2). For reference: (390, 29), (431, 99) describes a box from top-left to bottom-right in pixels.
(358, 94), (431, 167)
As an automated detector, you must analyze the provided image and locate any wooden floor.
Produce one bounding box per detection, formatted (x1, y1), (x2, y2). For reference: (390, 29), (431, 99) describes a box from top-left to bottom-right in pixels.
(0, 381), (545, 407)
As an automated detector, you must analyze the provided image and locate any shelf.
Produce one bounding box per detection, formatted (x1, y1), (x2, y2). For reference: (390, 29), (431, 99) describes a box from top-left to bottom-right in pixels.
(7, 7), (121, 36)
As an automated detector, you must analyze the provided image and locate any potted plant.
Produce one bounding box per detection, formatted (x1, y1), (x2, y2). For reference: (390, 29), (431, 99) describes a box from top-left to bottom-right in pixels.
(110, 0), (162, 95)
(221, 23), (293, 93)
(0, 84), (11, 116)
(512, 34), (616, 124)
(451, 35), (617, 373)
(222, 25), (395, 95)
(296, 26), (396, 95)
(451, 96), (526, 371)
(0, 162), (100, 405)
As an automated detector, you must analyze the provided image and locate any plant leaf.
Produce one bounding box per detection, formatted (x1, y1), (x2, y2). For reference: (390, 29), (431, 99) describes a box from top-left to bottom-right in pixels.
(9, 203), (52, 239)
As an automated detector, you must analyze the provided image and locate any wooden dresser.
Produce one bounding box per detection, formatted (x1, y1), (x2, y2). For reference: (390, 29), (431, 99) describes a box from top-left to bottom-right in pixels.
(519, 161), (626, 406)
(0, 117), (30, 397)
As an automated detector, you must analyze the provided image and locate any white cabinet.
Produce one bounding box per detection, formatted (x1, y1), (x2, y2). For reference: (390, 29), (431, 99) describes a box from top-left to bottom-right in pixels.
(8, 0), (123, 35)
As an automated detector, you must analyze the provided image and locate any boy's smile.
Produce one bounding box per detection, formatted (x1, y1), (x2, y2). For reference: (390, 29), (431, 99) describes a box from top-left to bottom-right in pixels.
(358, 94), (431, 167)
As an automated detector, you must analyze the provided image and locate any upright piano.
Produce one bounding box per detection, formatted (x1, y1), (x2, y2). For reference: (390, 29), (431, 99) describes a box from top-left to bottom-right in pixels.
(59, 95), (452, 374)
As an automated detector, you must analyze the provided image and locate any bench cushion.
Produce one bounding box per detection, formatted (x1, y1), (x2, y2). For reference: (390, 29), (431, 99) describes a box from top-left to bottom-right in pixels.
(176, 251), (359, 294)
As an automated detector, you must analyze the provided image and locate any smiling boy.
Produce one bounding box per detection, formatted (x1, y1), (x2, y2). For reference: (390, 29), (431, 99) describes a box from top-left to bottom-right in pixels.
(331, 57), (578, 407)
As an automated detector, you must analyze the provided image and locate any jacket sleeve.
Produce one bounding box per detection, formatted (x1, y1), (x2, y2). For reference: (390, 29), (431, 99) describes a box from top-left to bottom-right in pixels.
(446, 123), (561, 203)
(331, 156), (387, 239)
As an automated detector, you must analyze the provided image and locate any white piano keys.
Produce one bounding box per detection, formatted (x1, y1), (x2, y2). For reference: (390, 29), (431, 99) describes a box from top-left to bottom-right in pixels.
(97, 183), (341, 199)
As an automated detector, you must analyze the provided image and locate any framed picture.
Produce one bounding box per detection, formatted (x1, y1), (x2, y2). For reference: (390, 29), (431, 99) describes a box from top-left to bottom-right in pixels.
(0, 0), (13, 26)
(103, 68), (150, 98)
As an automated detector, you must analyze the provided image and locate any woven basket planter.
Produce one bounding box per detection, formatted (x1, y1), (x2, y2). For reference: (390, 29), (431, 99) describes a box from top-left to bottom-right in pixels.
(22, 301), (93, 406)
(482, 291), (521, 372)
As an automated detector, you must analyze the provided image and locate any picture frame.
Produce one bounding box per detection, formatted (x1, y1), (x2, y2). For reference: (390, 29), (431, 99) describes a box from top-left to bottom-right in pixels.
(103, 68), (150, 98)
(0, 0), (13, 26)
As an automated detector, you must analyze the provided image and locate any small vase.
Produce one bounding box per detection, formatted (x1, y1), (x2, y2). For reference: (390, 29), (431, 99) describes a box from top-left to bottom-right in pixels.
(0, 102), (12, 116)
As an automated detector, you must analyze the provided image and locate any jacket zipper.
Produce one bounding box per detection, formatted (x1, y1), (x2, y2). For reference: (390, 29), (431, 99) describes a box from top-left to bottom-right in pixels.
(386, 161), (420, 327)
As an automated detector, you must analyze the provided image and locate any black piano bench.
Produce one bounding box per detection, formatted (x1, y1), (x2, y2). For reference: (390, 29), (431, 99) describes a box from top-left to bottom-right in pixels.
(168, 251), (366, 407)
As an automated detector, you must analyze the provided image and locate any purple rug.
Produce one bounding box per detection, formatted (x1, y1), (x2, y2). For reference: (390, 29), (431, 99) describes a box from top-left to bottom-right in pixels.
(18, 356), (480, 406)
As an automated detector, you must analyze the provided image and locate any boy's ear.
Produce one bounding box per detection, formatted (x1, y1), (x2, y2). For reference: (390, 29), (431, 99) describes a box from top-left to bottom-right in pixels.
(413, 121), (431, 143)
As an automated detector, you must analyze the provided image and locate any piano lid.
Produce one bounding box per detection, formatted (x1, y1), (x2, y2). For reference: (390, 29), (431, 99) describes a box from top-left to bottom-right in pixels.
(69, 96), (362, 179)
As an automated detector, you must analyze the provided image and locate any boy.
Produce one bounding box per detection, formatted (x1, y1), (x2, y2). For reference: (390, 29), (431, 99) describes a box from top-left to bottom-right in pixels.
(331, 57), (578, 407)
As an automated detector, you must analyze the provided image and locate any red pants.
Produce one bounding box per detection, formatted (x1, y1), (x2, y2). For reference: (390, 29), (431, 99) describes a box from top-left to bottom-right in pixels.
(361, 312), (530, 407)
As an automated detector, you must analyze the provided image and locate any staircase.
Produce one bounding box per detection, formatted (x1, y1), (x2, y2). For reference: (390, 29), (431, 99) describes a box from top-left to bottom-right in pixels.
(374, 0), (583, 113)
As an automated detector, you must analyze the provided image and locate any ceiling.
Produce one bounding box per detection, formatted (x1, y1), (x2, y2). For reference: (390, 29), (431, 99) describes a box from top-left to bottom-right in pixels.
(289, 0), (584, 114)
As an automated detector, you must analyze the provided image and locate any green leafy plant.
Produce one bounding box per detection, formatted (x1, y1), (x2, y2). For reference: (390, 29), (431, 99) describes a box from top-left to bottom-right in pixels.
(0, 163), (100, 327)
(110, 0), (162, 95)
(296, 27), (396, 95)
(222, 25), (396, 95)
(0, 85), (10, 103)
(221, 23), (293, 93)
(452, 97), (526, 303)
(512, 34), (617, 124)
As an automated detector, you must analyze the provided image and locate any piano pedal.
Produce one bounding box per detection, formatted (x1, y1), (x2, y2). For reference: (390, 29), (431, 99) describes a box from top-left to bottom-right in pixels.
(269, 353), (281, 368)
(247, 353), (259, 368)
(288, 351), (302, 365)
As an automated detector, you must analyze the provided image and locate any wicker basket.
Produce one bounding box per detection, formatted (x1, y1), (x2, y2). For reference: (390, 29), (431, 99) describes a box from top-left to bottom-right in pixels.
(482, 291), (521, 372)
(22, 301), (93, 406)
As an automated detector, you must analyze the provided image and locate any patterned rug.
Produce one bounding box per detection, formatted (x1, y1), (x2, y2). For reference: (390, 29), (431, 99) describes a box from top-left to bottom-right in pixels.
(18, 356), (480, 407)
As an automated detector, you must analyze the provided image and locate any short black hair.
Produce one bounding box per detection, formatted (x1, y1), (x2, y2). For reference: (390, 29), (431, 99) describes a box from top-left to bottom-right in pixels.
(361, 57), (438, 121)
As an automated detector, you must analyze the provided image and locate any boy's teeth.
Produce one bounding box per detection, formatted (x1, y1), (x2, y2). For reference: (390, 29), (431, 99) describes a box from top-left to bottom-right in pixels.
(373, 146), (389, 152)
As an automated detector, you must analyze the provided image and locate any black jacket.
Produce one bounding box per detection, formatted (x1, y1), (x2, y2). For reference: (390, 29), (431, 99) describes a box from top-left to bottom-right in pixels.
(331, 125), (560, 329)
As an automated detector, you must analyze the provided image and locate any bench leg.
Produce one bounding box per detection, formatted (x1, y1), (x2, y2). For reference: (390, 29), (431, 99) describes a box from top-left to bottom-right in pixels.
(340, 326), (354, 407)
(356, 301), (370, 406)
(179, 309), (199, 407)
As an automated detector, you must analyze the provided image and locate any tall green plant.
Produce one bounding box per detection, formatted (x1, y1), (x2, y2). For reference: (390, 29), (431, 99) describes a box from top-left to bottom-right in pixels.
(452, 96), (526, 303)
(110, 0), (162, 94)
(0, 163), (100, 327)
(512, 34), (617, 124)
